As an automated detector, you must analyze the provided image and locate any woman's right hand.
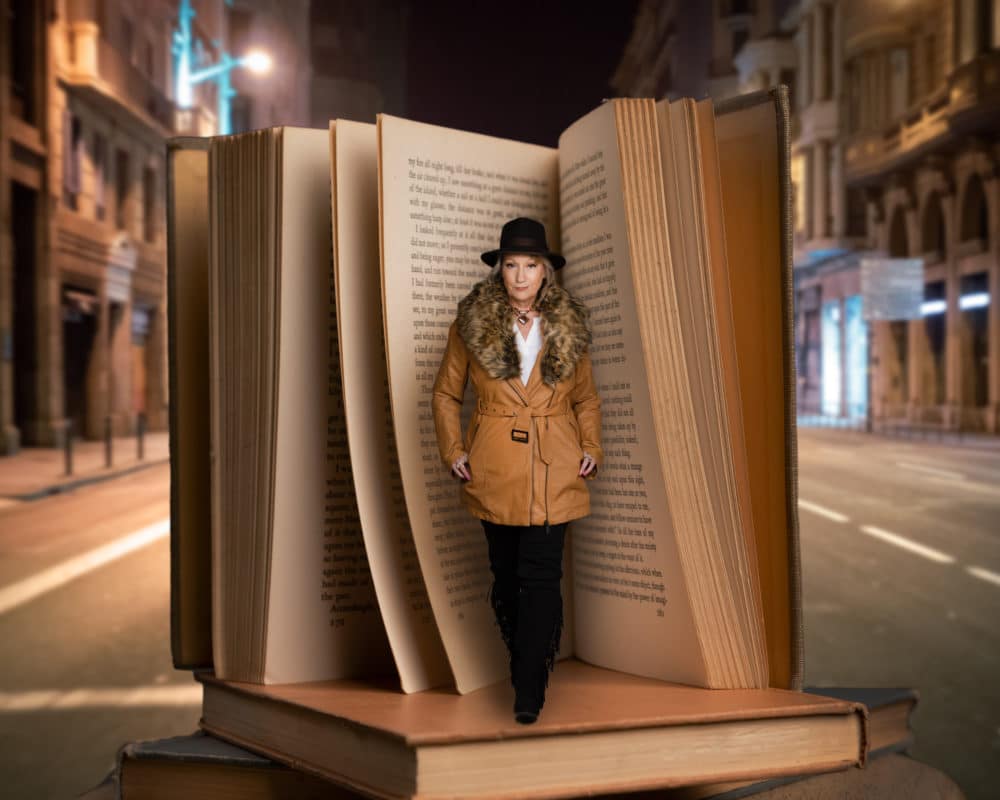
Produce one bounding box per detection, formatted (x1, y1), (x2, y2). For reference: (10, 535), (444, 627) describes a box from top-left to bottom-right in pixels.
(451, 453), (472, 481)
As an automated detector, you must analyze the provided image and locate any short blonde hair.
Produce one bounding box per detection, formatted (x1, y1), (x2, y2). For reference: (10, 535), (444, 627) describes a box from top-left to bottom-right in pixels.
(489, 253), (559, 305)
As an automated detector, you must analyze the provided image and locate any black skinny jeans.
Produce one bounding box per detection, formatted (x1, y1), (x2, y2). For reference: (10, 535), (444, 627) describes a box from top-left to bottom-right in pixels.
(481, 520), (567, 695)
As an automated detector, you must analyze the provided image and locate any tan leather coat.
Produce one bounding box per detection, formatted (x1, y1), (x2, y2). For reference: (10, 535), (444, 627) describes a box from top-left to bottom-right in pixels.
(432, 277), (603, 526)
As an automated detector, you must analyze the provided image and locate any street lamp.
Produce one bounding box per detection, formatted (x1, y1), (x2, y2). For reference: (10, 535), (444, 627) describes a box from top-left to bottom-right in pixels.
(173, 0), (272, 135)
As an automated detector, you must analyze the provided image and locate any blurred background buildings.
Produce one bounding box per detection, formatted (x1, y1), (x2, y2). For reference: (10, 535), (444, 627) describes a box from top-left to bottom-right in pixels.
(0, 0), (406, 456)
(615, 0), (1000, 435)
(1, 0), (998, 457)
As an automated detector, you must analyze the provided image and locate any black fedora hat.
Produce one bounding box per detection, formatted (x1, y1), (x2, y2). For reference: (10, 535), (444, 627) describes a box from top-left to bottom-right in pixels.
(480, 217), (566, 270)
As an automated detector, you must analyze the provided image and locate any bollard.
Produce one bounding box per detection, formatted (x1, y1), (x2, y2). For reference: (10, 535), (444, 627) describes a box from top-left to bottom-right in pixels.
(138, 412), (145, 460)
(105, 415), (112, 468)
(64, 419), (74, 477)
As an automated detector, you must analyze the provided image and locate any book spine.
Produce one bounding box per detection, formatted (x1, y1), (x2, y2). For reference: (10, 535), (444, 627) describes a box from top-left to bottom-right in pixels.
(166, 137), (214, 672)
(770, 84), (805, 693)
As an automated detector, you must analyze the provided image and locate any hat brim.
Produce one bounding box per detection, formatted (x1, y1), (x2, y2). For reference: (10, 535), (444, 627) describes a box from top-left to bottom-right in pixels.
(480, 249), (566, 270)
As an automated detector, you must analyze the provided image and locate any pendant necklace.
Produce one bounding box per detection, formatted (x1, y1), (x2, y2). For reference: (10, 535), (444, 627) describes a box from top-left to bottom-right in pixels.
(511, 304), (533, 326)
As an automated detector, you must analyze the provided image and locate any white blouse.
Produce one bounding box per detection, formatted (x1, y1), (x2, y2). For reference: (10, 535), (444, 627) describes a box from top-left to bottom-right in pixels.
(514, 318), (542, 386)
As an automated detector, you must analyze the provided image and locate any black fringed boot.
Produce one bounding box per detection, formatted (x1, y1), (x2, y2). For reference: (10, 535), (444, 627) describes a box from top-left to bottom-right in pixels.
(511, 581), (564, 724)
(487, 577), (519, 687)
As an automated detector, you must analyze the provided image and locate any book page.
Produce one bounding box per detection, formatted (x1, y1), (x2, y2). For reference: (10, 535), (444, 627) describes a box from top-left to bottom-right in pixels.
(331, 120), (451, 693)
(378, 115), (564, 693)
(265, 127), (394, 683)
(558, 103), (707, 685)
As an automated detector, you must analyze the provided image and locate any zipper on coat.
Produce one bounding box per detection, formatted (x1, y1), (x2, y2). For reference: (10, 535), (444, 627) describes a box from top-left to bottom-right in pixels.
(529, 418), (535, 529)
(543, 417), (550, 535)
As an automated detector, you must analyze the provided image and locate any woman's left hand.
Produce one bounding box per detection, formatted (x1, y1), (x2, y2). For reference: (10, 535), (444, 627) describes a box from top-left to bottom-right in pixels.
(579, 452), (597, 477)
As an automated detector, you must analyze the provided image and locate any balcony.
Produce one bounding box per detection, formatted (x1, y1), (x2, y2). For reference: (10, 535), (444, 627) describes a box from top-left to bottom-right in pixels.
(60, 23), (175, 136)
(844, 51), (1000, 185)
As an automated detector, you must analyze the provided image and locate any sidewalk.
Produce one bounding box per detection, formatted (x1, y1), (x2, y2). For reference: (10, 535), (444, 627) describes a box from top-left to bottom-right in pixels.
(0, 432), (170, 502)
(797, 415), (1000, 450)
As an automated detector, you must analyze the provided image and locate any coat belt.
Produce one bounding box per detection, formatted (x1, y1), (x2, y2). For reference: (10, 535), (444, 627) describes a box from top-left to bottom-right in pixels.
(476, 400), (571, 418)
(475, 400), (573, 464)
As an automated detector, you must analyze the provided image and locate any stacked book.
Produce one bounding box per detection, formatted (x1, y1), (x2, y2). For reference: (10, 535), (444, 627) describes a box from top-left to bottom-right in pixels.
(141, 86), (923, 799)
(86, 688), (932, 799)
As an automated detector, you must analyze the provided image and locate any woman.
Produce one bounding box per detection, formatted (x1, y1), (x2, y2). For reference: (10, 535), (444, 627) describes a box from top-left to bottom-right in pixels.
(432, 217), (603, 724)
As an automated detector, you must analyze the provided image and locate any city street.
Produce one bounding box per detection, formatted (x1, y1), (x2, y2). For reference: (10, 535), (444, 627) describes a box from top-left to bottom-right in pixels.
(797, 427), (1000, 799)
(0, 464), (199, 799)
(0, 430), (997, 798)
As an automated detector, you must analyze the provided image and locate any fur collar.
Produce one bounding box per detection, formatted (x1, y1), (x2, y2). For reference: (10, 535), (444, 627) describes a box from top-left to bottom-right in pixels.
(456, 276), (592, 386)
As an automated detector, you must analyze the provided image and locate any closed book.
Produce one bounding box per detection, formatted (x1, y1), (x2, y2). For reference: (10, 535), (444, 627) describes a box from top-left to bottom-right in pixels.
(198, 659), (866, 800)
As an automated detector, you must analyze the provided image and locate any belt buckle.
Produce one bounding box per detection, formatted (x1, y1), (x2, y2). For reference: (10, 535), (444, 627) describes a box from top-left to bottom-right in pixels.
(511, 428), (529, 444)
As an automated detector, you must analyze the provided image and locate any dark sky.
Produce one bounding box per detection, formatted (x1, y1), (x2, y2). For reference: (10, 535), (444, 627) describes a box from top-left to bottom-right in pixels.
(404, 0), (640, 148)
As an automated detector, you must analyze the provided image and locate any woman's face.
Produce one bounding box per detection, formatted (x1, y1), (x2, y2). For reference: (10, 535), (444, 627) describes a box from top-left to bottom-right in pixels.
(500, 253), (545, 308)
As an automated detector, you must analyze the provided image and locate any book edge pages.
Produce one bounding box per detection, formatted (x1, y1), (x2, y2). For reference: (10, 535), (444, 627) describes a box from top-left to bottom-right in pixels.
(714, 86), (802, 691)
(686, 96), (770, 686)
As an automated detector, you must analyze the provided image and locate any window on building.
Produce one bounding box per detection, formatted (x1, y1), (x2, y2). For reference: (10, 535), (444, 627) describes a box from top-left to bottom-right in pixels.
(115, 148), (130, 230)
(960, 174), (989, 249)
(9, 0), (39, 124)
(63, 111), (83, 210)
(888, 47), (910, 120)
(732, 27), (750, 58)
(819, 3), (834, 101)
(846, 187), (867, 238)
(921, 193), (946, 260)
(143, 166), (156, 243)
(94, 132), (107, 221)
(888, 206), (909, 257)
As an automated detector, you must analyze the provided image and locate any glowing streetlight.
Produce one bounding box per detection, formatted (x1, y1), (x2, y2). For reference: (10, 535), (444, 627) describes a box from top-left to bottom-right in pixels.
(172, 0), (272, 134)
(243, 50), (273, 75)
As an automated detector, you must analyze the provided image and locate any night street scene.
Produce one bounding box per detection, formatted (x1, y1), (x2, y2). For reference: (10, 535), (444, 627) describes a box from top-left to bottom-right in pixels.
(1, 0), (999, 798)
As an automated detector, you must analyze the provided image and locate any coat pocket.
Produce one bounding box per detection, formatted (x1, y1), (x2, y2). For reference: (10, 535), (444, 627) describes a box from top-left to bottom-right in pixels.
(465, 414), (488, 491)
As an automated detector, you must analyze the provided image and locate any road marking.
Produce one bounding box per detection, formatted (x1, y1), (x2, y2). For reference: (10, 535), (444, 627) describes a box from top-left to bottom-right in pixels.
(859, 525), (955, 564)
(798, 499), (849, 523)
(0, 519), (169, 616)
(895, 460), (965, 481)
(0, 684), (201, 712)
(966, 566), (1000, 588)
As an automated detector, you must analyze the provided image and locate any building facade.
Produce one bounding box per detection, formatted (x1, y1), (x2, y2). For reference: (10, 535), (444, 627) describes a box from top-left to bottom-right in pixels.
(793, 0), (999, 432)
(0, 0), (312, 454)
(614, 0), (1000, 433)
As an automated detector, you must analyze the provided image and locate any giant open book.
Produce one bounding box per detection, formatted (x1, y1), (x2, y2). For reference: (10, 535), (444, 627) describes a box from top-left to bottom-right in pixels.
(166, 88), (865, 797)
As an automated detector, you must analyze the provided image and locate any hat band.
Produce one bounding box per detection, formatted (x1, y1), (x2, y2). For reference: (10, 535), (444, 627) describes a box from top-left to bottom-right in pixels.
(503, 236), (547, 249)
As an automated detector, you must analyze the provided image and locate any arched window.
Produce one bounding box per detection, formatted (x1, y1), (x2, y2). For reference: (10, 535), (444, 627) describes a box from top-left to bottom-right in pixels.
(920, 192), (946, 261)
(959, 174), (989, 250)
(888, 206), (909, 257)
